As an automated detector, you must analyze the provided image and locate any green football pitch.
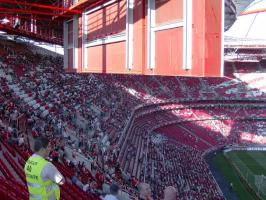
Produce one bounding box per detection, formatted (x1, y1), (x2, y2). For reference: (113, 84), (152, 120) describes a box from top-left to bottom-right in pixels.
(213, 151), (266, 200)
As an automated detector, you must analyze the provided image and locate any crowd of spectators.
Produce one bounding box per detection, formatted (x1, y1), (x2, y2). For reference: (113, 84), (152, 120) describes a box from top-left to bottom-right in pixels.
(0, 38), (266, 199)
(118, 101), (266, 199)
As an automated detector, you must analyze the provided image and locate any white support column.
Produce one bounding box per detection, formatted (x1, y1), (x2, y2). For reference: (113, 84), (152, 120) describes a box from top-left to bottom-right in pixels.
(126, 0), (134, 69)
(221, 0), (225, 77)
(73, 15), (79, 70)
(82, 12), (87, 70)
(63, 21), (68, 69)
(147, 0), (155, 69)
(183, 0), (193, 70)
(31, 17), (33, 32)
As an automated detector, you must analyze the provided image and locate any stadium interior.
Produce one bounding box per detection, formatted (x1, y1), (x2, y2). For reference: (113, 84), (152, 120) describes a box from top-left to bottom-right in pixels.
(0, 0), (266, 200)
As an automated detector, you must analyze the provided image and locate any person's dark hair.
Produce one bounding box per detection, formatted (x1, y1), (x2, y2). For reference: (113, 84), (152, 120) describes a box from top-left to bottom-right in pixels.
(34, 136), (49, 152)
(110, 184), (119, 195)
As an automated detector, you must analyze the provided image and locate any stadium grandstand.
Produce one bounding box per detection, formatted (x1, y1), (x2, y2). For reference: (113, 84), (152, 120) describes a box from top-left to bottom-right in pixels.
(0, 0), (266, 200)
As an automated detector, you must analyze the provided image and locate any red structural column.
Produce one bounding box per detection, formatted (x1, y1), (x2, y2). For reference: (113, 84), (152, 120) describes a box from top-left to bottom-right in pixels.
(192, 0), (223, 77)
(192, 0), (206, 76)
(132, 0), (146, 74)
(204, 0), (222, 76)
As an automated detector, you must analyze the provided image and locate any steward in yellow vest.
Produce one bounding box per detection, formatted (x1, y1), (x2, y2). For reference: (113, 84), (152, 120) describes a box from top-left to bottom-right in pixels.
(24, 136), (65, 200)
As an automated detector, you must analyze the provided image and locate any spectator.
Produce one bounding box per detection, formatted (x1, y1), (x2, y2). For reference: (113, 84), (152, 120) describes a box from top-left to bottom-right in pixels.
(138, 183), (153, 200)
(131, 176), (139, 188)
(104, 184), (120, 200)
(163, 186), (177, 200)
(71, 172), (84, 190)
(82, 181), (91, 192)
(51, 148), (59, 162)
(18, 134), (24, 147)
(230, 182), (233, 191)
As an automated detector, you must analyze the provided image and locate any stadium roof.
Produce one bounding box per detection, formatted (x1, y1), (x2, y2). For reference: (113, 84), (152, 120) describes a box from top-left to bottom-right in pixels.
(0, 0), (95, 45)
(225, 0), (266, 45)
(232, 0), (255, 15)
(0, 0), (262, 45)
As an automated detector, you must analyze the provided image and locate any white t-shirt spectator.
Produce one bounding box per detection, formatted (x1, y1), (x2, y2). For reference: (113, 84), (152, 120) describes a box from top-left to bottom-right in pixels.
(57, 122), (62, 130)
(104, 194), (119, 200)
(11, 110), (18, 121)
(72, 158), (78, 166)
(18, 137), (24, 146)
(62, 129), (69, 138)
(83, 184), (90, 192)
(7, 126), (13, 133)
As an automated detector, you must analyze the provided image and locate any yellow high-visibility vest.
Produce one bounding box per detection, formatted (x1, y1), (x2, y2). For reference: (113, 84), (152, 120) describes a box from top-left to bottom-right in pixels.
(24, 155), (60, 200)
